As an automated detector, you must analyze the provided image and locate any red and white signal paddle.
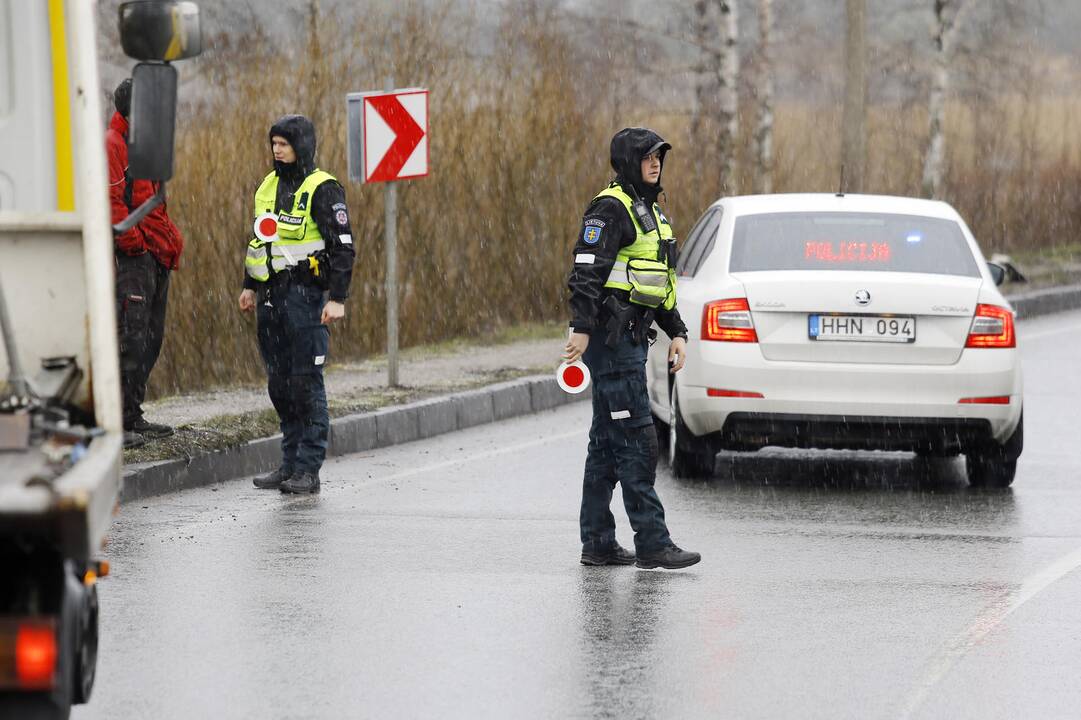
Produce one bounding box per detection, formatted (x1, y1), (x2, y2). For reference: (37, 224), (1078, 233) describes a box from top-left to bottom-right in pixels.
(253, 212), (279, 241)
(556, 360), (590, 394)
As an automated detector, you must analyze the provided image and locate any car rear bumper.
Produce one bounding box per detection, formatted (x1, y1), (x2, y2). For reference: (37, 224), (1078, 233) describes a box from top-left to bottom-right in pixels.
(674, 345), (1022, 445)
(716, 412), (995, 453)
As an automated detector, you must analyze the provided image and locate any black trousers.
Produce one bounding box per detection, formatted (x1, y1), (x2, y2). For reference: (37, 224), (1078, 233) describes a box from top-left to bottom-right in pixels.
(116, 252), (170, 429)
(256, 278), (330, 476)
(579, 330), (672, 554)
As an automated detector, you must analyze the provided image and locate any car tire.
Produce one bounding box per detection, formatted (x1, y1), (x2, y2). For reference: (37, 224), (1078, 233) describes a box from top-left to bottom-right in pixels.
(654, 413), (670, 455)
(966, 412), (1023, 488)
(668, 384), (716, 478)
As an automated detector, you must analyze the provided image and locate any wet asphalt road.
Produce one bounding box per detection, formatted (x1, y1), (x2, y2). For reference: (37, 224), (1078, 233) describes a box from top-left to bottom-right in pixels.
(76, 310), (1081, 720)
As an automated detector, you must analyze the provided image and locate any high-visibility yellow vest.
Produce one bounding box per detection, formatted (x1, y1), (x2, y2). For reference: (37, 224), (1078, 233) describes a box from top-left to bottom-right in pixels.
(595, 183), (677, 310)
(245, 169), (336, 282)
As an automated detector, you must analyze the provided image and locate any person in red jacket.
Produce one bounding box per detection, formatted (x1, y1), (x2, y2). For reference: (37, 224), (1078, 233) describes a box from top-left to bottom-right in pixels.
(106, 78), (184, 448)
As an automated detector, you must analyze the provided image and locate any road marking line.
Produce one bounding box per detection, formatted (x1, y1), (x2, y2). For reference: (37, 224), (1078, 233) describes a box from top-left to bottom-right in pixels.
(900, 544), (1081, 719)
(1019, 322), (1081, 341)
(366, 429), (583, 485)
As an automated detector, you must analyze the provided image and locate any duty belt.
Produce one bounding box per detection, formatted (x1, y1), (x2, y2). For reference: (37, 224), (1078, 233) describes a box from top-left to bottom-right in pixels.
(602, 295), (656, 348)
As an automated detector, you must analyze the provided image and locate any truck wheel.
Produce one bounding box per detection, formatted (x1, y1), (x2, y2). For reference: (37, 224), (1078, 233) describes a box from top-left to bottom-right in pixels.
(966, 413), (1023, 488)
(73, 584), (98, 704)
(668, 385), (716, 478)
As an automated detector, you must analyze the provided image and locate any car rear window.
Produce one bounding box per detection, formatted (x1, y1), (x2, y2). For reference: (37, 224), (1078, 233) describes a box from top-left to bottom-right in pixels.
(729, 212), (980, 277)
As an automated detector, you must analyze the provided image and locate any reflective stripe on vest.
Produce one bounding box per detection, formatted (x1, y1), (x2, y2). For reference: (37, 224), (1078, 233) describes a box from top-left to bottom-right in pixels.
(595, 183), (677, 310)
(245, 168), (336, 281)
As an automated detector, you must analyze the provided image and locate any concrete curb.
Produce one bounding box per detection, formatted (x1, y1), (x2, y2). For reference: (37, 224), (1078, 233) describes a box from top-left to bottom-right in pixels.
(121, 376), (590, 503)
(1007, 283), (1081, 320)
(120, 283), (1081, 503)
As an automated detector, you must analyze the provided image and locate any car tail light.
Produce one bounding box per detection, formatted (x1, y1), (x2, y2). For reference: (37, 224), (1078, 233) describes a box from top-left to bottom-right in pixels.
(707, 388), (764, 398)
(702, 298), (758, 342)
(959, 396), (1011, 405)
(15, 623), (57, 690)
(966, 304), (1015, 348)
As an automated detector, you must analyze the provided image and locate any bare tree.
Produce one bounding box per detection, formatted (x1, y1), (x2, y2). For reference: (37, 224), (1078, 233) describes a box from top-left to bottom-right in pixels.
(752, 0), (774, 194)
(921, 0), (977, 198)
(691, 0), (740, 195)
(841, 0), (867, 193)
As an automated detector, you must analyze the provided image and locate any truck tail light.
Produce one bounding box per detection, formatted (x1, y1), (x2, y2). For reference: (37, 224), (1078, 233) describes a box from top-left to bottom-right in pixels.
(702, 298), (758, 342)
(965, 304), (1015, 348)
(959, 396), (1011, 405)
(16, 623), (57, 690)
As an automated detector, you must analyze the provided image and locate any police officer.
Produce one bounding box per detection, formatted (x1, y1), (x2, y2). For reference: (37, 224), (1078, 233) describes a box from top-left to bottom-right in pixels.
(238, 115), (355, 494)
(564, 127), (701, 569)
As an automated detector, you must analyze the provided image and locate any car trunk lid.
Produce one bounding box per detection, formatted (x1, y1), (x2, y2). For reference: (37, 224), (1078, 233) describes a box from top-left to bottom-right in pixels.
(733, 270), (982, 365)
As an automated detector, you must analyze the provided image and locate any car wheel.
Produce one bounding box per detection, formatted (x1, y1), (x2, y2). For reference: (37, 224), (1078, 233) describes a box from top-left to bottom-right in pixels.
(653, 413), (670, 455)
(668, 384), (716, 478)
(966, 413), (1023, 488)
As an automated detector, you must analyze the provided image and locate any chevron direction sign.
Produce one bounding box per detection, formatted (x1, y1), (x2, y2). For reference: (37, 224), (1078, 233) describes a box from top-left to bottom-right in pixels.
(347, 88), (428, 184)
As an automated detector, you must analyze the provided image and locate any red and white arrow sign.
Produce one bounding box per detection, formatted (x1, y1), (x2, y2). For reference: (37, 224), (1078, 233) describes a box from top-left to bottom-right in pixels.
(361, 89), (428, 183)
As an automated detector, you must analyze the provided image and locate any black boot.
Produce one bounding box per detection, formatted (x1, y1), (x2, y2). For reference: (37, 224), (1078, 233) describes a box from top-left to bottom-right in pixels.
(253, 467), (293, 490)
(280, 471), (320, 494)
(128, 417), (175, 439)
(635, 545), (701, 570)
(581, 542), (636, 566)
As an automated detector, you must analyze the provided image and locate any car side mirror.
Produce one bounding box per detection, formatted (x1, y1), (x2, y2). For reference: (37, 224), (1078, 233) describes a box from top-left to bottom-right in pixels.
(987, 262), (1006, 286)
(119, 1), (202, 61)
(127, 63), (178, 181)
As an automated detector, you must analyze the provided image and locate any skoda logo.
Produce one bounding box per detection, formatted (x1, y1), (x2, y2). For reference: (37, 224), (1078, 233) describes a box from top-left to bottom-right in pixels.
(855, 290), (871, 306)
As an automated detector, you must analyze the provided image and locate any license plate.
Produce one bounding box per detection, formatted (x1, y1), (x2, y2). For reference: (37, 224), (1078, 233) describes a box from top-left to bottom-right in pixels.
(808, 314), (916, 343)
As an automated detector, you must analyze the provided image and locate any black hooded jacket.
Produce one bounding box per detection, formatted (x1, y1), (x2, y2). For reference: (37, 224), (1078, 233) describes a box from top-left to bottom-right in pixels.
(242, 114), (356, 302)
(567, 128), (687, 340)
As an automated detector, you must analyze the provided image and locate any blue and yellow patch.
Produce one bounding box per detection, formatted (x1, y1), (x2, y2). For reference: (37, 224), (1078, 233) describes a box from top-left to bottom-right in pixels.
(582, 225), (603, 245)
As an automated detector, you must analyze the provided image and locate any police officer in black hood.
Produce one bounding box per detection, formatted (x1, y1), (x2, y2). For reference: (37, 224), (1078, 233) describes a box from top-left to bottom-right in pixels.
(564, 127), (701, 569)
(238, 115), (356, 494)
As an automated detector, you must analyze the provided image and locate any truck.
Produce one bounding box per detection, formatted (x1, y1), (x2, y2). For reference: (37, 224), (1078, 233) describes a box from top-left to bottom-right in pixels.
(0, 2), (200, 717)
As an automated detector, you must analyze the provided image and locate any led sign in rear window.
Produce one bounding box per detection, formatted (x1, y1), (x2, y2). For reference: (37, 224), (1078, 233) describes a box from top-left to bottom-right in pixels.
(729, 212), (979, 277)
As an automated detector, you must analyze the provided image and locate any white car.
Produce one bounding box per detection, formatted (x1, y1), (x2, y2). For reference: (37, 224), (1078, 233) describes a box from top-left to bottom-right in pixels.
(649, 194), (1023, 487)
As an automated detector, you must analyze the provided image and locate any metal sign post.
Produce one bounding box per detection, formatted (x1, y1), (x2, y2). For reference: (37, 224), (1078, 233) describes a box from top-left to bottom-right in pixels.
(346, 81), (429, 388)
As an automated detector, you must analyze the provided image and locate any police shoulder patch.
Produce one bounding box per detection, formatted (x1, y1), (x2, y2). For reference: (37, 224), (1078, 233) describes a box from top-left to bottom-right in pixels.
(334, 209), (349, 225)
(582, 224), (603, 245)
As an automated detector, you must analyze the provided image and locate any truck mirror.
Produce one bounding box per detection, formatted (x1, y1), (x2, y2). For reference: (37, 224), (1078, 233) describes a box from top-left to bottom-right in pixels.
(118, 1), (202, 61)
(127, 62), (177, 181)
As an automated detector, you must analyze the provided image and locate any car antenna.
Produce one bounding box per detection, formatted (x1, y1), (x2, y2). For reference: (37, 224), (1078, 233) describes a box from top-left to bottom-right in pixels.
(836, 164), (846, 197)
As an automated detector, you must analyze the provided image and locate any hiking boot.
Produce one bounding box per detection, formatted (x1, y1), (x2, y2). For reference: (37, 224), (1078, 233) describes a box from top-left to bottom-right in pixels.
(122, 431), (146, 450)
(635, 545), (701, 570)
(128, 417), (175, 439)
(280, 471), (320, 494)
(253, 467), (293, 490)
(581, 542), (636, 566)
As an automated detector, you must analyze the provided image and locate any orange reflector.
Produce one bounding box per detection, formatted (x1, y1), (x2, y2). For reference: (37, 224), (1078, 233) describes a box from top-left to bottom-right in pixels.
(707, 388), (765, 398)
(16, 624), (57, 690)
(84, 570), (97, 586)
(98, 560), (110, 577)
(958, 396), (1010, 405)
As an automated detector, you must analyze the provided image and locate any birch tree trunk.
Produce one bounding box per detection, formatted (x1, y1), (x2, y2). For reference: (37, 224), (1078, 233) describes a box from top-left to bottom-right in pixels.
(691, 1), (740, 195)
(753, 0), (775, 194)
(922, 0), (976, 198)
(841, 0), (867, 193)
(718, 0), (740, 194)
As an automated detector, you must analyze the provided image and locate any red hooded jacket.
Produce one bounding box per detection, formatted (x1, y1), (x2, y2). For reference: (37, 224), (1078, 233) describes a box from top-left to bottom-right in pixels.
(106, 111), (184, 269)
